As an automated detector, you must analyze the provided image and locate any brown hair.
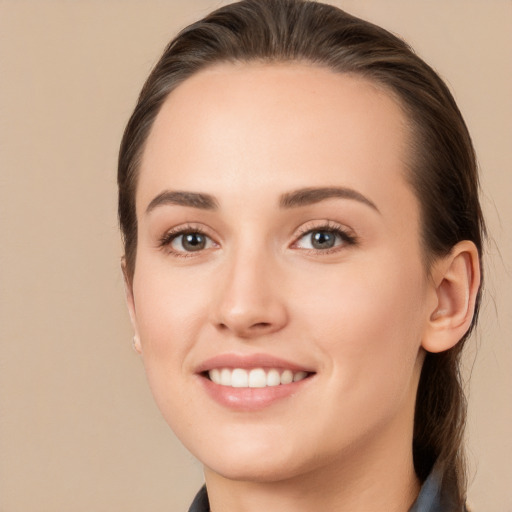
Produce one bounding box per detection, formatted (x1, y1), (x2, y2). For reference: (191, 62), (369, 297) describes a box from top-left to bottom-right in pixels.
(118, 0), (485, 502)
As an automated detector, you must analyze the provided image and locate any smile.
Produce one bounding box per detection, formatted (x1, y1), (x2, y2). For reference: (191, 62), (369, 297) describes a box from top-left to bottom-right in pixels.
(208, 368), (310, 388)
(196, 354), (315, 410)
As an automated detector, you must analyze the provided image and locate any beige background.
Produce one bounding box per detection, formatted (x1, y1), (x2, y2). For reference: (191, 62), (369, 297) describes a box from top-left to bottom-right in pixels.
(1, 1), (511, 511)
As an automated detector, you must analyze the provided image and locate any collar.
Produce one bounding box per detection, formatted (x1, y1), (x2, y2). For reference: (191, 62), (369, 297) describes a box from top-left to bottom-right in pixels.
(408, 463), (466, 512)
(188, 465), (465, 512)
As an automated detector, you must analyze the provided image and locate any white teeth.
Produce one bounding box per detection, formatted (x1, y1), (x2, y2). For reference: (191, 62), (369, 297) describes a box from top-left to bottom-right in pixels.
(248, 368), (267, 388)
(220, 368), (231, 386)
(210, 368), (221, 385)
(266, 369), (281, 387)
(293, 371), (308, 382)
(280, 369), (293, 385)
(231, 368), (248, 387)
(207, 367), (310, 388)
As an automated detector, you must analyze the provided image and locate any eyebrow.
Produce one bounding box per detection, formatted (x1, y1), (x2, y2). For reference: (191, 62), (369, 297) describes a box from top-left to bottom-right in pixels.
(145, 186), (379, 214)
(145, 190), (219, 214)
(279, 187), (379, 212)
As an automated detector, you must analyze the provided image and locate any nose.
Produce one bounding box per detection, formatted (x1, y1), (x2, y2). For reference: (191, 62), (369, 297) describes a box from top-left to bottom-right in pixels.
(211, 247), (289, 339)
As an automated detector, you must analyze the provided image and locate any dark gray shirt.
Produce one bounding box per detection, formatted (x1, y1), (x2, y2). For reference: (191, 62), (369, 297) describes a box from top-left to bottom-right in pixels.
(188, 464), (466, 512)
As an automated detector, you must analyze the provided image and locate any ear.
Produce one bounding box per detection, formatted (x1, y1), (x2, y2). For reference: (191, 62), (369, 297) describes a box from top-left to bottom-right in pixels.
(422, 241), (481, 353)
(121, 257), (142, 354)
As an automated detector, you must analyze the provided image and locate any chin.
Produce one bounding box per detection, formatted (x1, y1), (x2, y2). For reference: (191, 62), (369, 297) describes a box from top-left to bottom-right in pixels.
(189, 429), (311, 483)
(205, 456), (307, 484)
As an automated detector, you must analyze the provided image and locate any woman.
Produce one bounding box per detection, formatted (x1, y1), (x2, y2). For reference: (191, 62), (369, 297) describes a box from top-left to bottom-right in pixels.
(118, 1), (484, 510)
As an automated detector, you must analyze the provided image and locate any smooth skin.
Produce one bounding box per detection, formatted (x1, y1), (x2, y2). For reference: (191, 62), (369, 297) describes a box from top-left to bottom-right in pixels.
(124, 63), (480, 512)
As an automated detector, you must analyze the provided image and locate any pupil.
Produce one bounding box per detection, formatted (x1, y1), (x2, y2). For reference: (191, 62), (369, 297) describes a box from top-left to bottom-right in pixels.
(312, 231), (334, 249)
(183, 233), (205, 251)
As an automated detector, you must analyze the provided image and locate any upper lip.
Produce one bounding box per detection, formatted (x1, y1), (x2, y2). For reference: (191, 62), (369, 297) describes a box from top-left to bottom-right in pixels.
(195, 353), (315, 374)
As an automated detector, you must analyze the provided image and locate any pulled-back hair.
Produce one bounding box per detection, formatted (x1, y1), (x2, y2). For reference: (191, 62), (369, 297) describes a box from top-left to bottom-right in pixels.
(118, 0), (485, 503)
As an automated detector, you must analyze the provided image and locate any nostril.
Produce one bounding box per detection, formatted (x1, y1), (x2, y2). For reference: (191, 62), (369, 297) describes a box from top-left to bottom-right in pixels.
(253, 322), (271, 329)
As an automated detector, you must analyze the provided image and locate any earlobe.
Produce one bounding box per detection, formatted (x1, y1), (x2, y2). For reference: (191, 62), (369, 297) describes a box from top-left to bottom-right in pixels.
(422, 241), (481, 354)
(121, 257), (142, 354)
(132, 334), (142, 353)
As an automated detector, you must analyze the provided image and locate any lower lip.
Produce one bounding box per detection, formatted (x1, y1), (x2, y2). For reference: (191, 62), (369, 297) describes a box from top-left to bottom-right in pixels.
(199, 374), (313, 411)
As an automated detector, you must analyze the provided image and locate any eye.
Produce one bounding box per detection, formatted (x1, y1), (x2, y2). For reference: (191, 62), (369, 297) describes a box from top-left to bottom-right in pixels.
(294, 224), (356, 252)
(170, 232), (214, 253)
(159, 226), (217, 256)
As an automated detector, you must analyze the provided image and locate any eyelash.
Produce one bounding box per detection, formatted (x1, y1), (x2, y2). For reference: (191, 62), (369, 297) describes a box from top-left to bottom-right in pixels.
(158, 221), (357, 257)
(293, 221), (358, 254)
(158, 224), (215, 258)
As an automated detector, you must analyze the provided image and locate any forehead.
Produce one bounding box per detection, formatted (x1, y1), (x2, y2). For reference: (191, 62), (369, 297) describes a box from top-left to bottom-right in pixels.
(138, 62), (415, 220)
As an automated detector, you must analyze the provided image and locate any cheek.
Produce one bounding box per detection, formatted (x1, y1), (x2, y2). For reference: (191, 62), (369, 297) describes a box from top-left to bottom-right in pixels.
(134, 253), (209, 327)
(294, 254), (428, 401)
(131, 258), (213, 374)
(131, 260), (215, 426)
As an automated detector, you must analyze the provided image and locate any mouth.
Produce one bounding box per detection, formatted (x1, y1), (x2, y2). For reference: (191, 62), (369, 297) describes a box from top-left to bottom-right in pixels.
(196, 354), (315, 411)
(205, 367), (311, 388)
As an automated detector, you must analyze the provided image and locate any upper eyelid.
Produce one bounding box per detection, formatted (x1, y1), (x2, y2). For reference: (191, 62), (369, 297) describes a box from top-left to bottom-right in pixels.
(161, 222), (213, 236)
(293, 220), (353, 238)
(291, 221), (358, 248)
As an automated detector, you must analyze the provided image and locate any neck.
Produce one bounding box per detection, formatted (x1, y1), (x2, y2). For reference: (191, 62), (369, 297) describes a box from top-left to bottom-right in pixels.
(204, 412), (421, 512)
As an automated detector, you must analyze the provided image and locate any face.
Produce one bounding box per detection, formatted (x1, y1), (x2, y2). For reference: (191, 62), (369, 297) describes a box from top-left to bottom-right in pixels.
(127, 63), (437, 484)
